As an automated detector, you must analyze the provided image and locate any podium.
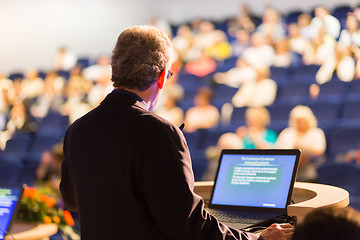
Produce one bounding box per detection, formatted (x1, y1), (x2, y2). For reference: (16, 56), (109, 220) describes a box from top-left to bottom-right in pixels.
(194, 181), (349, 222)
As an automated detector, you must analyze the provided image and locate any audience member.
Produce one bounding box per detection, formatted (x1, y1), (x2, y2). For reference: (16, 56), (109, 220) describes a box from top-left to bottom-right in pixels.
(303, 29), (336, 66)
(154, 95), (184, 127)
(309, 6), (341, 40)
(53, 46), (78, 71)
(242, 32), (275, 68)
(36, 142), (64, 193)
(19, 68), (45, 100)
(227, 4), (256, 36)
(184, 51), (217, 77)
(276, 105), (326, 182)
(213, 57), (257, 88)
(172, 25), (194, 63)
(0, 73), (15, 115)
(292, 206), (360, 240)
(235, 107), (277, 149)
(297, 13), (313, 40)
(231, 29), (252, 57)
(0, 100), (37, 150)
(83, 55), (112, 82)
(184, 87), (220, 132)
(232, 66), (277, 107)
(272, 39), (292, 67)
(30, 71), (65, 118)
(316, 44), (355, 84)
(256, 7), (286, 44)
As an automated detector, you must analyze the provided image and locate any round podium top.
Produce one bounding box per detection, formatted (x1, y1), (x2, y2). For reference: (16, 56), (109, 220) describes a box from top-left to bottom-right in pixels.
(193, 181), (349, 222)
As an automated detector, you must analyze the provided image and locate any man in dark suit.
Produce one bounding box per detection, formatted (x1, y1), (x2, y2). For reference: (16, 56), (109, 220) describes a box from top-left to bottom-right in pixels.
(60, 25), (293, 240)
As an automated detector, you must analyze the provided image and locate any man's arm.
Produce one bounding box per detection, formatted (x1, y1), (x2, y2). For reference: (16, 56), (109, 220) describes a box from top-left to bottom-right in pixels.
(141, 122), (260, 240)
(60, 129), (78, 211)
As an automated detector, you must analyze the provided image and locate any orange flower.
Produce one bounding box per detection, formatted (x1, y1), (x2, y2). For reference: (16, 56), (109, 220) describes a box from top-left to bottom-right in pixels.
(52, 216), (61, 224)
(63, 210), (75, 226)
(46, 197), (56, 208)
(23, 187), (38, 199)
(43, 216), (52, 224)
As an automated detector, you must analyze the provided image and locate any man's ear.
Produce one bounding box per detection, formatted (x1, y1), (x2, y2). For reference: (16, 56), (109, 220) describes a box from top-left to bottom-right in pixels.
(157, 70), (166, 89)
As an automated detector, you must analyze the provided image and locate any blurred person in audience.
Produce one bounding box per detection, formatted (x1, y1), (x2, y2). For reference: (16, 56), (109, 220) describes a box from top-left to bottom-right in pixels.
(231, 29), (252, 57)
(256, 7), (286, 45)
(204, 132), (243, 180)
(87, 72), (113, 108)
(213, 57), (257, 88)
(235, 107), (277, 149)
(66, 65), (93, 99)
(272, 39), (292, 67)
(316, 44), (355, 84)
(0, 100), (37, 150)
(338, 14), (360, 48)
(276, 105), (326, 182)
(36, 142), (64, 193)
(53, 46), (78, 71)
(303, 29), (336, 66)
(154, 95), (184, 127)
(0, 73), (15, 115)
(227, 4), (256, 36)
(242, 32), (275, 68)
(232, 67), (277, 108)
(353, 4), (360, 22)
(19, 68), (44, 100)
(172, 25), (194, 63)
(184, 86), (220, 132)
(149, 17), (172, 37)
(297, 13), (313, 40)
(309, 6), (341, 40)
(83, 54), (112, 82)
(30, 71), (66, 118)
(184, 51), (217, 77)
(61, 66), (92, 123)
(292, 206), (360, 240)
(185, 21), (230, 61)
(287, 23), (310, 65)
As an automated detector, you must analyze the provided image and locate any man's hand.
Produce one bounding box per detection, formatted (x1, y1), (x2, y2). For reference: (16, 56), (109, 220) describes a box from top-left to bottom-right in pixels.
(259, 223), (294, 240)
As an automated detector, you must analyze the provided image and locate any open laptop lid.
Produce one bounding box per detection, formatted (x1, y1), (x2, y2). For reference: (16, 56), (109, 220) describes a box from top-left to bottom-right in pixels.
(0, 185), (24, 240)
(209, 149), (300, 214)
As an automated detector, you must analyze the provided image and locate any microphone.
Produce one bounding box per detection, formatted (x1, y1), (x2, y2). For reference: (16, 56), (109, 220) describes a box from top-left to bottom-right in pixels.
(179, 123), (185, 131)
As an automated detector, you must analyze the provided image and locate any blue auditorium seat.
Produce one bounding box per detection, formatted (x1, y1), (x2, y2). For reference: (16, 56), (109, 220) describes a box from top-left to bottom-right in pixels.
(317, 163), (360, 210)
(190, 149), (209, 181)
(0, 153), (24, 185)
(318, 79), (351, 98)
(326, 125), (360, 158)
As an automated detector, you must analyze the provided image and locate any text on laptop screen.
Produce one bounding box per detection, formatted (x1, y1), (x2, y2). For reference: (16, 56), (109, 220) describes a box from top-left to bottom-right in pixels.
(0, 188), (21, 240)
(211, 153), (296, 209)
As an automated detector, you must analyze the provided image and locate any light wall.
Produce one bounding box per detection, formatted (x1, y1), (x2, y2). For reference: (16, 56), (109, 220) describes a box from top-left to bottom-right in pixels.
(0, 0), (356, 75)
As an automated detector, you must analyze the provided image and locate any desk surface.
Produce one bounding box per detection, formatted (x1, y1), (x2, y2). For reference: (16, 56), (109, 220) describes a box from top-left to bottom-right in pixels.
(194, 181), (349, 222)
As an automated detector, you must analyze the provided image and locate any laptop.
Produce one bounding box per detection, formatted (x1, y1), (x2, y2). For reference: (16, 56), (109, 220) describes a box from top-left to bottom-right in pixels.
(0, 185), (24, 240)
(206, 149), (300, 230)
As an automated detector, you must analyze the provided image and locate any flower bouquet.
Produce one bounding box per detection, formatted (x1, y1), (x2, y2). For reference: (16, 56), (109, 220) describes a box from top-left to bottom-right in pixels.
(16, 186), (79, 239)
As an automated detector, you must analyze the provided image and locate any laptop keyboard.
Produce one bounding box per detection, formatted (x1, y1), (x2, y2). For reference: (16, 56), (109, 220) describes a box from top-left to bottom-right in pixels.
(208, 210), (267, 223)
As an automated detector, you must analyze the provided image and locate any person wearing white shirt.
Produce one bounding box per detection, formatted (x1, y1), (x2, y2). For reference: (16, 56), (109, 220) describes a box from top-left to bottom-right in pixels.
(276, 105), (326, 182)
(310, 7), (341, 40)
(232, 67), (277, 108)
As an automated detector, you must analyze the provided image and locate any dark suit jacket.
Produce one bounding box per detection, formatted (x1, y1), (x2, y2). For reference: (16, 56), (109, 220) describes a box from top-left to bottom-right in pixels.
(60, 91), (260, 240)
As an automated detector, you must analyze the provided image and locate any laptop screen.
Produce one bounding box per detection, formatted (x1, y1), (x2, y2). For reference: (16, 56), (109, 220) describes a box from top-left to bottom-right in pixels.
(210, 149), (299, 211)
(0, 187), (23, 240)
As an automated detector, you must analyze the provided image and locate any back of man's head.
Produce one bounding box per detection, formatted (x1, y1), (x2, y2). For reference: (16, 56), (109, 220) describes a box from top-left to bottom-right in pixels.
(111, 25), (173, 91)
(292, 206), (360, 240)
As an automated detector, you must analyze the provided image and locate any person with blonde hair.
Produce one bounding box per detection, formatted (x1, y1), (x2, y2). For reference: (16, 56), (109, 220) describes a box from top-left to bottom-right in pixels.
(276, 105), (326, 182)
(236, 107), (277, 149)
